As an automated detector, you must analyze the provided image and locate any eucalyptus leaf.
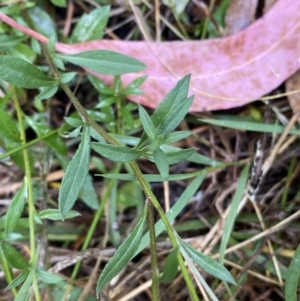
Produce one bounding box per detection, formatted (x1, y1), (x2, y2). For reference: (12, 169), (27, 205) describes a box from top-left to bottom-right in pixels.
(59, 125), (90, 218)
(0, 240), (30, 269)
(91, 142), (142, 162)
(56, 50), (146, 75)
(5, 181), (27, 236)
(0, 56), (57, 88)
(96, 203), (148, 295)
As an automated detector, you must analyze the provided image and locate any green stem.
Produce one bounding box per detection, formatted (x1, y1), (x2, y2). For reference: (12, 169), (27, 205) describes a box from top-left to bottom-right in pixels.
(148, 198), (160, 301)
(12, 87), (41, 301)
(11, 87), (36, 261)
(0, 255), (17, 297)
(0, 129), (59, 161)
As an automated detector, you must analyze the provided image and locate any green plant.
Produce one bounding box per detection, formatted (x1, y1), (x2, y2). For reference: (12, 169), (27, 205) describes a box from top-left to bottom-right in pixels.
(0, 44), (238, 301)
(0, 3), (241, 301)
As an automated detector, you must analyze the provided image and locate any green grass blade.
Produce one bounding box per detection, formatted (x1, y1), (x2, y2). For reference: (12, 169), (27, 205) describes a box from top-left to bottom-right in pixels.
(285, 244), (300, 301)
(219, 164), (250, 263)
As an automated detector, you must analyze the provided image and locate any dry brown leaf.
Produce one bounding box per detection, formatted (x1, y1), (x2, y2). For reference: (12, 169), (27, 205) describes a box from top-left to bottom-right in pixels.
(224, 0), (258, 35)
(285, 71), (300, 121)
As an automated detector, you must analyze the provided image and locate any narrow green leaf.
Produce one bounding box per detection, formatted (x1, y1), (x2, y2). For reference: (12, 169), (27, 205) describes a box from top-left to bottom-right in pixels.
(50, 0), (66, 7)
(39, 209), (81, 220)
(165, 148), (196, 165)
(122, 75), (147, 95)
(159, 249), (179, 283)
(5, 181), (27, 236)
(56, 51), (146, 75)
(178, 240), (219, 301)
(6, 268), (29, 289)
(153, 148), (169, 180)
(0, 35), (25, 50)
(285, 244), (300, 301)
(0, 241), (29, 269)
(14, 243), (39, 301)
(78, 174), (99, 210)
(200, 118), (300, 135)
(64, 117), (83, 128)
(0, 106), (21, 142)
(96, 203), (148, 296)
(59, 125), (90, 218)
(163, 131), (192, 144)
(135, 174), (206, 256)
(151, 75), (190, 127)
(139, 106), (156, 141)
(35, 85), (58, 101)
(28, 6), (57, 39)
(0, 56), (57, 88)
(60, 72), (77, 84)
(219, 164), (250, 263)
(91, 142), (142, 162)
(179, 238), (236, 285)
(90, 127), (106, 143)
(157, 96), (194, 135)
(71, 6), (110, 42)
(36, 268), (63, 283)
(14, 270), (34, 301)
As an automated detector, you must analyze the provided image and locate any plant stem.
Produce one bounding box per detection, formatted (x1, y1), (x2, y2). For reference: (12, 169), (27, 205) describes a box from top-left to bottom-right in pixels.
(0, 129), (59, 161)
(12, 87), (41, 301)
(147, 198), (160, 301)
(11, 87), (36, 261)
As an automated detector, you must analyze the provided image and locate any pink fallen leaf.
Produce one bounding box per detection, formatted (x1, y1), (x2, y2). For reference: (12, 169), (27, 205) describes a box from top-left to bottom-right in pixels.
(0, 0), (299, 112)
